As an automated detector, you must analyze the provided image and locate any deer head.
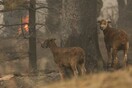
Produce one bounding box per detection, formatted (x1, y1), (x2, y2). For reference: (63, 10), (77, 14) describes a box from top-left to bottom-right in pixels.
(98, 19), (111, 31)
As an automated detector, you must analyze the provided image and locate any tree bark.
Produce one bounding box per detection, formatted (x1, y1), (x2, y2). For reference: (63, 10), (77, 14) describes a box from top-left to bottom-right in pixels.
(29, 0), (37, 73)
(46, 0), (104, 72)
(46, 0), (62, 33)
(125, 0), (132, 28)
(117, 0), (132, 28)
(62, 0), (104, 72)
(117, 0), (126, 28)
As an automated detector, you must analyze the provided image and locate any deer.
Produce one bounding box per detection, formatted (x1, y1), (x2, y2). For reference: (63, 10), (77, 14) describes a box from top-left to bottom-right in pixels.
(98, 19), (129, 69)
(41, 38), (86, 79)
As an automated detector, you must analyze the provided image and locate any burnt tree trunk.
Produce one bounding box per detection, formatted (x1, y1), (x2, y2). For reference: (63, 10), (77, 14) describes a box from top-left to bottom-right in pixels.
(46, 0), (62, 33)
(125, 0), (132, 28)
(29, 0), (37, 73)
(46, 0), (104, 72)
(62, 0), (104, 72)
(118, 0), (132, 28)
(117, 0), (126, 28)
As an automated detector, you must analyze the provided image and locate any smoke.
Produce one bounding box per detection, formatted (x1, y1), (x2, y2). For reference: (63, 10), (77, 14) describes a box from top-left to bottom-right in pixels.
(98, 0), (118, 27)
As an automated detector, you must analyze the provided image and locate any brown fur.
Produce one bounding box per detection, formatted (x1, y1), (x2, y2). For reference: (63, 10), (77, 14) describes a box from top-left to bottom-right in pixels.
(41, 38), (86, 79)
(98, 19), (129, 69)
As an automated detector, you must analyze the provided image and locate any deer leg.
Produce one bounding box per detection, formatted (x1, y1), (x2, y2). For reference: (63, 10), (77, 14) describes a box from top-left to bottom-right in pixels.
(123, 49), (128, 68)
(106, 46), (112, 68)
(71, 64), (78, 78)
(79, 63), (86, 76)
(123, 42), (129, 68)
(58, 66), (65, 80)
(112, 49), (118, 68)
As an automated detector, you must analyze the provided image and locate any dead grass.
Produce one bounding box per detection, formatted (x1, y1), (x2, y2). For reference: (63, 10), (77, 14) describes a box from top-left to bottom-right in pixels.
(0, 66), (132, 88)
(37, 67), (132, 88)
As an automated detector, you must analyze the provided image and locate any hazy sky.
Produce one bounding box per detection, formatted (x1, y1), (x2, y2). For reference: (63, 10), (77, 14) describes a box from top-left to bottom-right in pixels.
(0, 0), (119, 24)
(98, 0), (118, 24)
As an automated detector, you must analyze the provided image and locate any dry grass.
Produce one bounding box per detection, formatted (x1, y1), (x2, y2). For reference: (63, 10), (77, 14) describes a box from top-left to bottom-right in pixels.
(0, 63), (132, 88)
(1, 67), (132, 88)
(37, 67), (132, 88)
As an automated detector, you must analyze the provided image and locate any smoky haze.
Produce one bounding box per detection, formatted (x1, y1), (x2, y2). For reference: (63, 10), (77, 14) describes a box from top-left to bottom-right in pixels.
(0, 1), (131, 87)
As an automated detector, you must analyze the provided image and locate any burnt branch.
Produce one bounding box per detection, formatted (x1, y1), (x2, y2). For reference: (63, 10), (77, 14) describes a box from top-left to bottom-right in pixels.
(0, 23), (28, 27)
(0, 8), (28, 13)
(0, 23), (45, 27)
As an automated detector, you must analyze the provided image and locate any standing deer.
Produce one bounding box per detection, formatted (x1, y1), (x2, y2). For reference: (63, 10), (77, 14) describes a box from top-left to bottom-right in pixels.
(41, 38), (86, 79)
(98, 19), (129, 69)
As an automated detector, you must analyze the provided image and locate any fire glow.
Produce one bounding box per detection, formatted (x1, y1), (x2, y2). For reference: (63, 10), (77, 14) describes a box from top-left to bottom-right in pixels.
(18, 15), (29, 35)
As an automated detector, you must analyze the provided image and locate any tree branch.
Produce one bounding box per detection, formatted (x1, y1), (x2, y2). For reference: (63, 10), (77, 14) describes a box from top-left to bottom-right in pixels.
(0, 23), (45, 27)
(0, 8), (28, 13)
(0, 23), (28, 27)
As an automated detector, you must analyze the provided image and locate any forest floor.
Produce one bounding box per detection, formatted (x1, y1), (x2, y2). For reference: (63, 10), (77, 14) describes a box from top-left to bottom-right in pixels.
(0, 66), (132, 88)
(0, 32), (132, 88)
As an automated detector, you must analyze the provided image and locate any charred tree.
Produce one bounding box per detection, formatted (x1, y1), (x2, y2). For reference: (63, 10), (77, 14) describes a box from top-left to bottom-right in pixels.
(46, 0), (104, 72)
(79, 0), (104, 71)
(61, 0), (104, 72)
(117, 0), (126, 28)
(29, 0), (37, 73)
(46, 0), (62, 33)
(117, 0), (132, 28)
(125, 0), (132, 28)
